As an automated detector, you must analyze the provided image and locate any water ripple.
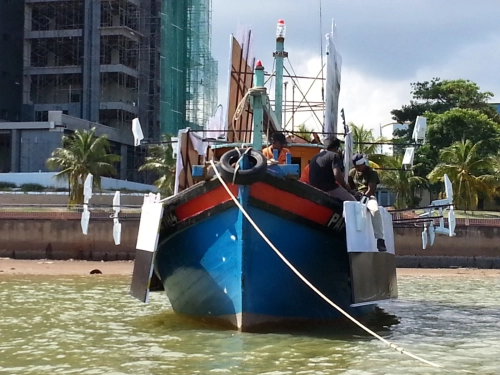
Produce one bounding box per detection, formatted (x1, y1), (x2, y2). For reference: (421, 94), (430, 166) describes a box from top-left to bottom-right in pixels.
(1, 274), (500, 374)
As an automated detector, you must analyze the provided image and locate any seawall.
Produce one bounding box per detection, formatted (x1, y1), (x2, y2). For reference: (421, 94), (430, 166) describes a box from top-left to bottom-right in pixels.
(0, 213), (139, 261)
(394, 226), (500, 268)
(1, 216), (500, 268)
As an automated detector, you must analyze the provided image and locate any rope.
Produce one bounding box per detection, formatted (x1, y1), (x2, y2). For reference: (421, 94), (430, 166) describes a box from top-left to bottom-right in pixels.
(231, 147), (253, 185)
(232, 87), (267, 124)
(209, 160), (442, 369)
(232, 71), (275, 127)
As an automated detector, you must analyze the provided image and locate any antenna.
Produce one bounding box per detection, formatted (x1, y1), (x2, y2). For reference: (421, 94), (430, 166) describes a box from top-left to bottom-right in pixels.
(340, 108), (349, 134)
(319, 0), (324, 102)
(341, 108), (353, 184)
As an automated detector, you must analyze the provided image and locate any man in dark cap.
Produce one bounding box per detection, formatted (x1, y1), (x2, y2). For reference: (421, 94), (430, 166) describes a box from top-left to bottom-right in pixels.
(348, 153), (386, 252)
(263, 132), (291, 164)
(308, 136), (356, 201)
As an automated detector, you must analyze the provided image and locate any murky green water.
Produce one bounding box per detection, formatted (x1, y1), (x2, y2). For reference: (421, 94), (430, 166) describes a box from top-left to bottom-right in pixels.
(1, 273), (499, 374)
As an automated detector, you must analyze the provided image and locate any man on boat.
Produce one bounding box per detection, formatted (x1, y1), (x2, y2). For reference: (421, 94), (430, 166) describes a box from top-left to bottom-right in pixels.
(262, 132), (291, 164)
(308, 136), (356, 201)
(348, 153), (387, 252)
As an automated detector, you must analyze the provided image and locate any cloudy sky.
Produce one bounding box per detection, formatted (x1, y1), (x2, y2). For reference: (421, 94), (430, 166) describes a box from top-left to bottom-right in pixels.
(210, 0), (500, 133)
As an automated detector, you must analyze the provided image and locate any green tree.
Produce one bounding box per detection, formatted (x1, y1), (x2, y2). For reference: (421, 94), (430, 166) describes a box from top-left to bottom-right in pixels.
(351, 123), (380, 154)
(349, 123), (387, 167)
(392, 78), (500, 142)
(139, 135), (176, 196)
(391, 78), (500, 187)
(427, 140), (499, 211)
(426, 108), (500, 157)
(46, 128), (120, 204)
(378, 155), (426, 208)
(293, 124), (313, 141)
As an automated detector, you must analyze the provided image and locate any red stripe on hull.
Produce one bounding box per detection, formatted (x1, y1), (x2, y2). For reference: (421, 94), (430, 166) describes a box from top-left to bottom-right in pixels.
(250, 182), (334, 225)
(175, 184), (239, 221)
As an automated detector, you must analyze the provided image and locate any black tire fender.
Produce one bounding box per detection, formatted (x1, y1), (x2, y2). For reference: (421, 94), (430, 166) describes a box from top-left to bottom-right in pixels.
(219, 148), (267, 185)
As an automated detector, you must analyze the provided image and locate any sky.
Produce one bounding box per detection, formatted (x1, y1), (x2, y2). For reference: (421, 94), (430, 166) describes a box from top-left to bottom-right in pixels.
(210, 0), (500, 133)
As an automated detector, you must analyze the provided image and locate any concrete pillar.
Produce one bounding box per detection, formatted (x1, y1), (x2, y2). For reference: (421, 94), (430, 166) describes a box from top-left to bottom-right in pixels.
(120, 144), (128, 180)
(10, 129), (20, 172)
(82, 0), (101, 122)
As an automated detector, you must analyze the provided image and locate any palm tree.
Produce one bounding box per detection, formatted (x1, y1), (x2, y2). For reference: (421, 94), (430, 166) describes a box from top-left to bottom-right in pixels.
(349, 123), (387, 167)
(139, 135), (176, 196)
(350, 123), (384, 154)
(378, 155), (427, 208)
(427, 139), (498, 211)
(46, 128), (120, 204)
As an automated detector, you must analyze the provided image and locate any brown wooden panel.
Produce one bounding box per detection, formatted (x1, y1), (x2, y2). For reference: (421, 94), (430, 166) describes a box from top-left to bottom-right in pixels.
(227, 36), (254, 143)
(177, 131), (206, 193)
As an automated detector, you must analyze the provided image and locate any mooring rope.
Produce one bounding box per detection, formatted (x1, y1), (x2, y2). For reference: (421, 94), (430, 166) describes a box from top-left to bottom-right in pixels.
(209, 160), (442, 369)
(231, 147), (253, 185)
(232, 86), (268, 124)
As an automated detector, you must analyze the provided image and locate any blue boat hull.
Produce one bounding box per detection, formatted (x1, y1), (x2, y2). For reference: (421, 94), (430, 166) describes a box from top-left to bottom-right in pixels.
(153, 178), (386, 331)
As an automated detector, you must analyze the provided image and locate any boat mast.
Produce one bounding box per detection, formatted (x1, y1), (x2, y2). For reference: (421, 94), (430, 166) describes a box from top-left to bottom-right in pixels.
(251, 20), (288, 150)
(274, 19), (287, 130)
(251, 60), (265, 150)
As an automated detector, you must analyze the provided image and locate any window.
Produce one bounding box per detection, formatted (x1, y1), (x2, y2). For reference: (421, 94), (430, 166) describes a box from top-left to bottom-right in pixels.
(2, 33), (11, 42)
(70, 93), (81, 103)
(35, 111), (48, 122)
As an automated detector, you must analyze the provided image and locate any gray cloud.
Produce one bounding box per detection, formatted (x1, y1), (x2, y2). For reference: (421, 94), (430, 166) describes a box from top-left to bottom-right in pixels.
(212, 0), (500, 78)
(210, 0), (500, 125)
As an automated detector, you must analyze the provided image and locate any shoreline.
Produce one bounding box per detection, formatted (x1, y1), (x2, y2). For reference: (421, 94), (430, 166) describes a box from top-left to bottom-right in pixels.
(0, 258), (134, 275)
(2, 258), (500, 277)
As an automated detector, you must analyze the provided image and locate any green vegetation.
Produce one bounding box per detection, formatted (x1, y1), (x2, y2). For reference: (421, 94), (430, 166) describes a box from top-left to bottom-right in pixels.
(294, 124), (313, 141)
(138, 135), (176, 196)
(0, 182), (17, 190)
(46, 128), (120, 204)
(427, 140), (499, 211)
(351, 123), (385, 155)
(377, 155), (426, 209)
(20, 183), (45, 192)
(379, 77), (500, 210)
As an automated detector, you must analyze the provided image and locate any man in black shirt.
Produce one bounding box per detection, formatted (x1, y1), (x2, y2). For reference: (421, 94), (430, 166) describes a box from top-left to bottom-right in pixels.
(309, 136), (356, 201)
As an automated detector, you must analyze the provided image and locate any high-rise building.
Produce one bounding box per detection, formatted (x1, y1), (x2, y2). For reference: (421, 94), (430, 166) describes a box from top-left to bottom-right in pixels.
(0, 0), (218, 181)
(22, 0), (160, 137)
(0, 0), (24, 172)
(160, 0), (218, 135)
(0, 0), (24, 124)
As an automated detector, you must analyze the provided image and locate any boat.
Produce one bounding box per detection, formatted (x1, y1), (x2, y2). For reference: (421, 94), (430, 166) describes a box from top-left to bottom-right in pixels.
(126, 20), (455, 332)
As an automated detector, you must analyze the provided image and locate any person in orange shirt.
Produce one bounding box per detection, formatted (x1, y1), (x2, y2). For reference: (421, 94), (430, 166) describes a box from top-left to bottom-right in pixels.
(262, 132), (291, 164)
(299, 163), (310, 184)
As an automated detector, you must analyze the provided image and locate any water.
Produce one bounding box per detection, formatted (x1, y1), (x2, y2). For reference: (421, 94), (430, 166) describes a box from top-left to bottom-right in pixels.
(1, 273), (500, 374)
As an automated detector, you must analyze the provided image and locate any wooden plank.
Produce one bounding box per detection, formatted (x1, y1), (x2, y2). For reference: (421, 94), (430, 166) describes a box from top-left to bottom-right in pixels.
(227, 34), (254, 143)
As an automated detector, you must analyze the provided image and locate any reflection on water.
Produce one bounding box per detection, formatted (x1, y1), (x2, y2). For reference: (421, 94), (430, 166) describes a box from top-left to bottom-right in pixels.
(1, 273), (500, 374)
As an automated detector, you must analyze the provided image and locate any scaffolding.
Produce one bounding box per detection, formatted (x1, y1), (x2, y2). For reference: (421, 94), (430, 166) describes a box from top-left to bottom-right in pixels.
(160, 0), (218, 136)
(23, 0), (160, 137)
(22, 0), (161, 181)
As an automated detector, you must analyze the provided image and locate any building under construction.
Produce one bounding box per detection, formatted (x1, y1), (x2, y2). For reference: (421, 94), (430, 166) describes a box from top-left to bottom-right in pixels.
(0, 0), (218, 181)
(161, 0), (218, 135)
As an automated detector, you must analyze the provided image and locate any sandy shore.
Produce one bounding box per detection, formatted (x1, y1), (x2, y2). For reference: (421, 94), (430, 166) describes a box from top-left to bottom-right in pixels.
(0, 258), (134, 275)
(1, 258), (500, 277)
(397, 268), (500, 277)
